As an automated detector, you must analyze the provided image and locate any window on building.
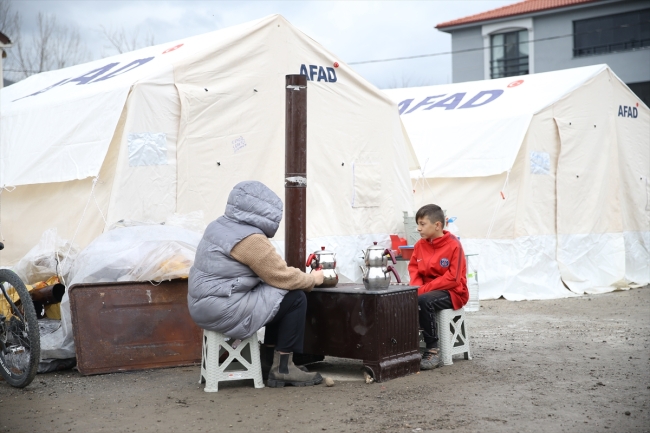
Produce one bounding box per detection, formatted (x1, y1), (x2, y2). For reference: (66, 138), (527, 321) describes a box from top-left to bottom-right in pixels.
(490, 30), (529, 79)
(574, 8), (650, 57)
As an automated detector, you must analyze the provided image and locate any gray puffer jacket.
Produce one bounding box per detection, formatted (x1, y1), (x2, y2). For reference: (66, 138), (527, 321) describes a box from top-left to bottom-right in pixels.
(188, 181), (287, 339)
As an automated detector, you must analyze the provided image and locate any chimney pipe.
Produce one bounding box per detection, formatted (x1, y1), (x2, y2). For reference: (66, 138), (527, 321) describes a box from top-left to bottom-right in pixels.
(284, 74), (308, 270)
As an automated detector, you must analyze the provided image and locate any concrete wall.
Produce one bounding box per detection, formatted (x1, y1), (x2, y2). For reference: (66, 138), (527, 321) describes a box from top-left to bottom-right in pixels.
(446, 0), (649, 84)
(533, 0), (650, 84)
(450, 26), (484, 83)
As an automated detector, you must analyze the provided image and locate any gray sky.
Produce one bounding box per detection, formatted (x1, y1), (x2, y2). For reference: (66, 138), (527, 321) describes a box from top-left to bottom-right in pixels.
(11, 0), (519, 88)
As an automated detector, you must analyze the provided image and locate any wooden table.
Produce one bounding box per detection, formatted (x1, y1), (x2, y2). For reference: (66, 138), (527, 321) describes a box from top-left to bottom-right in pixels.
(303, 283), (420, 382)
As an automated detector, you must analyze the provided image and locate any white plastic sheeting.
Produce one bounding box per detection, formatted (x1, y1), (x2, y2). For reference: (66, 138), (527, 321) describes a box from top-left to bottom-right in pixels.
(67, 225), (200, 285)
(624, 231), (650, 288)
(461, 237), (575, 301)
(557, 233), (626, 295)
(41, 224), (202, 360)
(11, 228), (77, 285)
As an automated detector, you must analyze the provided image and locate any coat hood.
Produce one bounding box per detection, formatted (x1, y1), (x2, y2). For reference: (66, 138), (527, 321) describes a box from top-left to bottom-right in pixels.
(224, 181), (283, 238)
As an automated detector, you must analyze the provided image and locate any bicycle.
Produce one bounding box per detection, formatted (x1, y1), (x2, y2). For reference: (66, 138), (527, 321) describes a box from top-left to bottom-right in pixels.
(0, 241), (40, 388)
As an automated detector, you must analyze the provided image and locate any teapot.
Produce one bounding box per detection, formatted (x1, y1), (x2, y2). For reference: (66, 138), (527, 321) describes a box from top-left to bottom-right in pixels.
(361, 242), (401, 290)
(306, 246), (338, 288)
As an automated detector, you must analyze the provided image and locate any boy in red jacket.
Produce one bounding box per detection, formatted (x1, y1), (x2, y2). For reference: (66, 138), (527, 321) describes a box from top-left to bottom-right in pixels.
(408, 204), (468, 370)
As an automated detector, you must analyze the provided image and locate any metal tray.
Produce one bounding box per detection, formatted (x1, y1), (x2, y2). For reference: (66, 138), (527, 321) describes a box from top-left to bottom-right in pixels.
(69, 279), (202, 375)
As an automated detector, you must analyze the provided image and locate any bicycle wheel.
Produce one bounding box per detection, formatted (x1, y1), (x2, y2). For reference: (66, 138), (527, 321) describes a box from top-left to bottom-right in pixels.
(0, 269), (40, 388)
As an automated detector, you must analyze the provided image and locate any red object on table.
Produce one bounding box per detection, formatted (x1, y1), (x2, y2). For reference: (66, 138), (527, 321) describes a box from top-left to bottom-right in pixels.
(399, 246), (414, 260)
(390, 235), (408, 255)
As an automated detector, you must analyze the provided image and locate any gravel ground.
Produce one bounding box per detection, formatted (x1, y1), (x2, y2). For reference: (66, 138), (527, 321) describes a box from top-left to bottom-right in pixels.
(1, 286), (649, 433)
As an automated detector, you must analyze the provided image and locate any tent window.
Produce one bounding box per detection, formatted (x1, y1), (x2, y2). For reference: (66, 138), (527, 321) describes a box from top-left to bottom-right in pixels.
(530, 151), (550, 175)
(573, 8), (650, 57)
(127, 132), (168, 167)
(490, 30), (529, 79)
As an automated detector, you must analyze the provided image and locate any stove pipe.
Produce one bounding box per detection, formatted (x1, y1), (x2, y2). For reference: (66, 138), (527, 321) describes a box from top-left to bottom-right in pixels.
(284, 74), (308, 270)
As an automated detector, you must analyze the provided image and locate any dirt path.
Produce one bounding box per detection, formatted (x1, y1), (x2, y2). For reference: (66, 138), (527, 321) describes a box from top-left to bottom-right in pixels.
(1, 287), (649, 433)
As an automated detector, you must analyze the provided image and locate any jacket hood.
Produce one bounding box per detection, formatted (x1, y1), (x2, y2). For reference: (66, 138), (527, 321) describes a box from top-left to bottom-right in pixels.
(224, 181), (283, 238)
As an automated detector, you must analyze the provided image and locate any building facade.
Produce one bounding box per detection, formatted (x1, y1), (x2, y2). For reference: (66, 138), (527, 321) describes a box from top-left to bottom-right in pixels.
(436, 0), (650, 104)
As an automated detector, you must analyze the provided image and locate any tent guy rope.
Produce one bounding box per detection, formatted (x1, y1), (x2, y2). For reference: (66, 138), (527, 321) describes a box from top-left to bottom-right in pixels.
(485, 170), (511, 240)
(414, 157), (439, 205)
(59, 176), (102, 284)
(0, 186), (16, 242)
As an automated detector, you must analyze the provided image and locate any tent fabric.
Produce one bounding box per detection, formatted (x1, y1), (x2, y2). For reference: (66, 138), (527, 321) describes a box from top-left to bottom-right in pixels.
(1, 15), (417, 359)
(385, 65), (650, 300)
(0, 14), (414, 280)
(385, 65), (607, 178)
(0, 50), (162, 187)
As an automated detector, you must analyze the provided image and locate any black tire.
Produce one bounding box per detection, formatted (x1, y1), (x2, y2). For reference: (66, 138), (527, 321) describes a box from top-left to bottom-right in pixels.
(0, 269), (40, 388)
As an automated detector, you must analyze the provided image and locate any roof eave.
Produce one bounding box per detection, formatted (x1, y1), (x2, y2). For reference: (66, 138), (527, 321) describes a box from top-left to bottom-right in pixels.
(436, 0), (619, 32)
(436, 13), (538, 32)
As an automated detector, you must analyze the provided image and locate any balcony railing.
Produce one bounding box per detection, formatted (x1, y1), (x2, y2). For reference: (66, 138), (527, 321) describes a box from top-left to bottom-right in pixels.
(574, 38), (650, 57)
(490, 55), (529, 79)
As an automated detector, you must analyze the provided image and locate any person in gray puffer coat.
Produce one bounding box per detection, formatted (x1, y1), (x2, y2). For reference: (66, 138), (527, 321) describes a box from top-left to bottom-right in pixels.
(188, 180), (324, 387)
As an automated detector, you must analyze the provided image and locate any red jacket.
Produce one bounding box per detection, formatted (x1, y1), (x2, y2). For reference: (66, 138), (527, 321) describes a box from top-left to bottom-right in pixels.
(408, 231), (468, 310)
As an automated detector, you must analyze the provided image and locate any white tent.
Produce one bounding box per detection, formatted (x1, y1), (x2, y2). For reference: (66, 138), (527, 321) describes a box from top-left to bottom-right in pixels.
(385, 65), (649, 300)
(0, 14), (416, 282)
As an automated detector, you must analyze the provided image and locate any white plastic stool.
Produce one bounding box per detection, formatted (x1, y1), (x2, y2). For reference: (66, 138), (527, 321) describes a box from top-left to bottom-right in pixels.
(436, 307), (472, 366)
(198, 329), (264, 392)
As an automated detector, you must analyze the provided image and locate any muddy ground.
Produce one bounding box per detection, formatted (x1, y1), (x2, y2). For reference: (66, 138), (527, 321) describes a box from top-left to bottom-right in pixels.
(1, 287), (649, 433)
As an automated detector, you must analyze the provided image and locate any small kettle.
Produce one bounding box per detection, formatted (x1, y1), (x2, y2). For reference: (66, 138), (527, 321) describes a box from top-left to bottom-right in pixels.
(361, 242), (401, 290)
(306, 246), (338, 288)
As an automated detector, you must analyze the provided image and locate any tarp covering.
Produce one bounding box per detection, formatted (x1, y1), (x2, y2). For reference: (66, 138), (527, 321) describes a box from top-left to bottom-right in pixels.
(385, 65), (650, 300)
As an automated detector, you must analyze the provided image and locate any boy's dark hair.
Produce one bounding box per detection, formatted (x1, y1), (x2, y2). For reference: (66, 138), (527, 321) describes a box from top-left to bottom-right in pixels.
(415, 204), (445, 226)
